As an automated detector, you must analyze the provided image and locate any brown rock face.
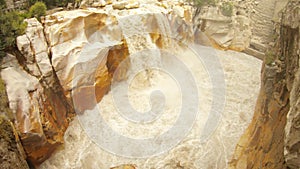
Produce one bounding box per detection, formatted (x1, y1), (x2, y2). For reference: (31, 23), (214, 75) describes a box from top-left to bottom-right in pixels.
(106, 41), (130, 82)
(1, 53), (74, 166)
(283, 1), (300, 168)
(72, 41), (130, 113)
(20, 83), (74, 165)
(229, 0), (299, 168)
(2, 18), (75, 165)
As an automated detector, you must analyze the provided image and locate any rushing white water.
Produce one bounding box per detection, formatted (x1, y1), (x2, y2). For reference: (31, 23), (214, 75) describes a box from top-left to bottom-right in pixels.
(39, 46), (262, 169)
(39, 6), (262, 169)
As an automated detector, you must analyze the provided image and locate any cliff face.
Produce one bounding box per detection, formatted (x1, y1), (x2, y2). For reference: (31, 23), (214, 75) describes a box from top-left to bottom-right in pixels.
(229, 0), (299, 168)
(197, 0), (289, 59)
(283, 1), (300, 167)
(1, 18), (74, 165)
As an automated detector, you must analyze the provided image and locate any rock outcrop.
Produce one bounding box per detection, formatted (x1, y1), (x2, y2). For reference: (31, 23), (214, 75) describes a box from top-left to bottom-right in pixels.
(198, 5), (251, 51)
(243, 0), (289, 59)
(4, 0), (27, 11)
(229, 0), (299, 168)
(196, 0), (289, 59)
(1, 18), (74, 165)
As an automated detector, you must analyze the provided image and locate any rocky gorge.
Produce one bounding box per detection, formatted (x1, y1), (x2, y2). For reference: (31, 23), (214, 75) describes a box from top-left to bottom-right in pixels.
(0, 0), (299, 169)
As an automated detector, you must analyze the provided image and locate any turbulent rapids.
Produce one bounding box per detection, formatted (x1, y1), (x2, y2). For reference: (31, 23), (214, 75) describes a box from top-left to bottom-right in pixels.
(38, 3), (262, 169)
(39, 45), (262, 169)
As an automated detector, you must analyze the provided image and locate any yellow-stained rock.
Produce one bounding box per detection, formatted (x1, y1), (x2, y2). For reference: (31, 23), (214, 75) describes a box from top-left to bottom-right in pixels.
(229, 1), (300, 168)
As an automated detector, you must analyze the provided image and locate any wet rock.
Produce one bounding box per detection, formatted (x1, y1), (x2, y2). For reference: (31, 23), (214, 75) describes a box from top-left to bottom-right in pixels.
(6, 18), (75, 165)
(17, 18), (51, 77)
(79, 0), (89, 9)
(43, 5), (193, 106)
(44, 11), (124, 107)
(67, 3), (73, 10)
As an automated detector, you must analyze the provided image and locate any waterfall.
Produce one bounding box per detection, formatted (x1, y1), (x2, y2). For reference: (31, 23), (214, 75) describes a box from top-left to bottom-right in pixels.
(117, 13), (161, 87)
(39, 8), (262, 169)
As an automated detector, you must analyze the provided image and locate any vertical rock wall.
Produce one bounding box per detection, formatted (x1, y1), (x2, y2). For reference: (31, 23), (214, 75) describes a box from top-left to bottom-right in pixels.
(1, 18), (75, 165)
(283, 1), (300, 168)
(229, 0), (299, 168)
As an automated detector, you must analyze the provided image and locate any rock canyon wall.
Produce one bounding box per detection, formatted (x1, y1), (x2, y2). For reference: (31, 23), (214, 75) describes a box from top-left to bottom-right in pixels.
(1, 18), (75, 165)
(229, 0), (299, 169)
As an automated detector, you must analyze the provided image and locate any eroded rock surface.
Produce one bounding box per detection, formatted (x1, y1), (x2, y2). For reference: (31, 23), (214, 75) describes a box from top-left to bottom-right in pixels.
(1, 53), (73, 165)
(1, 18), (74, 165)
(199, 6), (251, 51)
(229, 0), (300, 168)
(283, 1), (300, 168)
(195, 0), (289, 59)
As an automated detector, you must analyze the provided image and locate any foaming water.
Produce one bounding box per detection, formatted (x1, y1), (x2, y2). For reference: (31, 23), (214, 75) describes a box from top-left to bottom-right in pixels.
(39, 7), (261, 169)
(39, 47), (262, 169)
